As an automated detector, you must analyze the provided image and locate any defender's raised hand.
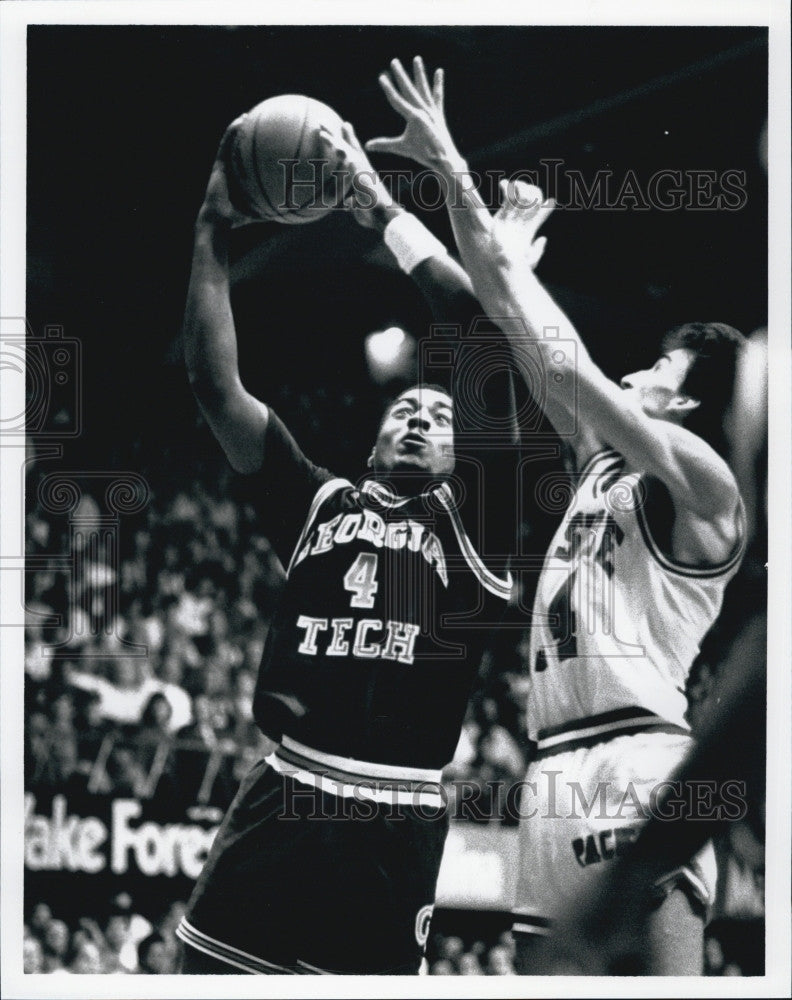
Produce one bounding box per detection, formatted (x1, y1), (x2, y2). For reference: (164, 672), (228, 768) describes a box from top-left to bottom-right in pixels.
(366, 56), (460, 170)
(491, 180), (555, 272)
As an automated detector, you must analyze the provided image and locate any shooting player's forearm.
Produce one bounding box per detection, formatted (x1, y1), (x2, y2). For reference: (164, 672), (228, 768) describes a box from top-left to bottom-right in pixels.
(366, 199), (406, 234)
(183, 213), (244, 400)
(410, 252), (476, 324)
(379, 203), (477, 331)
(406, 221), (518, 438)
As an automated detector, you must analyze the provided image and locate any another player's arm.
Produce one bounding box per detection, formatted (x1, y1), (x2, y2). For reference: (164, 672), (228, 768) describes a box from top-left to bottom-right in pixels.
(367, 57), (596, 467)
(183, 118), (269, 474)
(322, 121), (479, 318)
(327, 117), (518, 440)
(435, 178), (740, 526)
(369, 59), (739, 526)
(408, 240), (519, 442)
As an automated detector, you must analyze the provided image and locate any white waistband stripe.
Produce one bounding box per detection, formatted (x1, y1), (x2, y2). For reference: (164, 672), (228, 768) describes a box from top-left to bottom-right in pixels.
(176, 918), (293, 974)
(296, 958), (336, 975)
(267, 752), (444, 807)
(512, 923), (550, 937)
(536, 715), (687, 751)
(279, 735), (442, 783)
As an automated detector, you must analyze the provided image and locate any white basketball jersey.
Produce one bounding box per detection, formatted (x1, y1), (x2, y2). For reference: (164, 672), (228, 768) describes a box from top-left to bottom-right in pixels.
(526, 449), (744, 745)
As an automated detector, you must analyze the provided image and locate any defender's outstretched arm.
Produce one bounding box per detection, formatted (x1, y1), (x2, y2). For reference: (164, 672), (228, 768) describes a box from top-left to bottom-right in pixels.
(369, 58), (740, 527)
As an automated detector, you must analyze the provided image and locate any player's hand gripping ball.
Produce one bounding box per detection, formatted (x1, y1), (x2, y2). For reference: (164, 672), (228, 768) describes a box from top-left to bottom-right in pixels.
(228, 94), (348, 224)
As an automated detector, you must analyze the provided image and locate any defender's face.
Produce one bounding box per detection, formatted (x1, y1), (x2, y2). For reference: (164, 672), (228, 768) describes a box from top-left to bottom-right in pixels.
(620, 348), (697, 420)
(370, 388), (455, 477)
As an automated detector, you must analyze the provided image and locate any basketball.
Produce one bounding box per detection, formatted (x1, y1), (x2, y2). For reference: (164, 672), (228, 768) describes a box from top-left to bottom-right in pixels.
(229, 94), (346, 224)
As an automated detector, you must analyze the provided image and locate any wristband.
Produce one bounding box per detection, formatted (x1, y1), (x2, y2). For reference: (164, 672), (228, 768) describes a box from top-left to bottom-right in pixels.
(383, 212), (448, 275)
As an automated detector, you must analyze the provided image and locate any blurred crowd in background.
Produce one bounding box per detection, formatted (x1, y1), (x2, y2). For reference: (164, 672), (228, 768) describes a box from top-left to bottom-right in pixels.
(24, 455), (535, 816)
(22, 356), (766, 974)
(22, 897), (763, 976)
(23, 895), (185, 976)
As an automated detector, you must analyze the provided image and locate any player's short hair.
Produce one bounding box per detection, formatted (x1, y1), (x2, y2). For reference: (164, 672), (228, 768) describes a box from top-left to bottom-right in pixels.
(661, 322), (746, 454)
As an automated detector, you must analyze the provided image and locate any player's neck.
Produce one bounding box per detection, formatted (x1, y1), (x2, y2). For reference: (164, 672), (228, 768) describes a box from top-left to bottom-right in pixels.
(365, 469), (443, 499)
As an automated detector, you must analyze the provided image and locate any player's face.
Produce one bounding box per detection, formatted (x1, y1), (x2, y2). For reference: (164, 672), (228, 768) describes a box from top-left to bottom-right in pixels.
(370, 388), (455, 477)
(620, 348), (698, 420)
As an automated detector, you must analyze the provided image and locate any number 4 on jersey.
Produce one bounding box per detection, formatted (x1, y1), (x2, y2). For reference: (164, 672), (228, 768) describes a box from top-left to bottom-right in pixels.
(344, 552), (379, 608)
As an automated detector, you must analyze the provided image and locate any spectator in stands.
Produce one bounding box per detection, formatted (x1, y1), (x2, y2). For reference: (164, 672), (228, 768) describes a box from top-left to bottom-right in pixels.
(49, 689), (77, 741)
(25, 711), (53, 785)
(427, 933), (520, 976)
(24, 628), (54, 683)
(47, 732), (90, 795)
(230, 667), (255, 725)
(139, 692), (174, 740)
(23, 932), (45, 974)
(137, 932), (174, 974)
(487, 944), (515, 975)
(158, 900), (187, 956)
(177, 694), (222, 749)
(105, 743), (148, 798)
(28, 901), (53, 939)
(437, 934), (465, 970)
(66, 655), (161, 727)
(102, 906), (140, 973)
(69, 939), (104, 974)
(41, 918), (70, 973)
(136, 692), (179, 796)
(160, 629), (203, 687)
(155, 654), (193, 732)
(69, 923), (99, 960)
(704, 934), (726, 975)
(458, 951), (484, 974)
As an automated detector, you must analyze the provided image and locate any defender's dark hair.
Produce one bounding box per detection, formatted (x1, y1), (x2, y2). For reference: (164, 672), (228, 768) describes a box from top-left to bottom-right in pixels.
(661, 322), (746, 455)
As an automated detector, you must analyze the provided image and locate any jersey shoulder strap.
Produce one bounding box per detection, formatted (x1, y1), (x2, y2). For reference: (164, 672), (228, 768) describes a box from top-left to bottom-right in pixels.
(285, 478), (352, 577)
(435, 481), (512, 600)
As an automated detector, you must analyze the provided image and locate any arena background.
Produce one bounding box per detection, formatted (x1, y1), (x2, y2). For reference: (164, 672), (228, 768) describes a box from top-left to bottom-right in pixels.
(21, 24), (767, 977)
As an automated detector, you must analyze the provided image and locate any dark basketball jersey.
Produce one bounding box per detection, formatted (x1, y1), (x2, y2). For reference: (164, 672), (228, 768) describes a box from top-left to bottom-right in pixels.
(249, 410), (515, 772)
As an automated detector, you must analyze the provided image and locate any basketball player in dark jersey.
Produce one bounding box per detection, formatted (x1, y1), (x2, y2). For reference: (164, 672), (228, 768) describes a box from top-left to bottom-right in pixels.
(176, 119), (529, 974)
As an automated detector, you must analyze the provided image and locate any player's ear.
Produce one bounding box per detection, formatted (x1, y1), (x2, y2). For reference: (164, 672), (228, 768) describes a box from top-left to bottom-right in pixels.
(367, 448), (376, 469)
(669, 393), (700, 419)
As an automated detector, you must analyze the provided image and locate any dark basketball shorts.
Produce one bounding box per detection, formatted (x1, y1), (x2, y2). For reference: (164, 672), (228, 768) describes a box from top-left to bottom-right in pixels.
(177, 740), (449, 974)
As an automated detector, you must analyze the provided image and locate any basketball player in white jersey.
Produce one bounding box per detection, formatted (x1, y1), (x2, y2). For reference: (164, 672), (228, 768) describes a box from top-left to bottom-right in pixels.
(367, 56), (747, 973)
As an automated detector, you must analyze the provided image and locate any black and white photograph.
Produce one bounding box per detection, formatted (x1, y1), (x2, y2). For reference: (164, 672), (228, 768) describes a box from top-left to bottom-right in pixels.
(1, 1), (789, 995)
